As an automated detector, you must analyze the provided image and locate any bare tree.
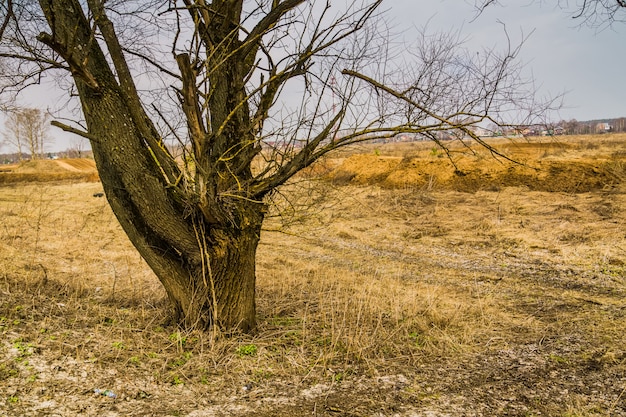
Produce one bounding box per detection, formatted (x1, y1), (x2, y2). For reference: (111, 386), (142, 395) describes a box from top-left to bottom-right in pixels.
(0, 1), (551, 332)
(475, 0), (626, 26)
(2, 114), (24, 161)
(2, 107), (50, 160)
(63, 137), (87, 158)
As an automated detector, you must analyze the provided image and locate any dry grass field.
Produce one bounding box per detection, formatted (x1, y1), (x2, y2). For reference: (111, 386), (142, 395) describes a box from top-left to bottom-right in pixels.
(0, 159), (98, 184)
(1, 134), (625, 416)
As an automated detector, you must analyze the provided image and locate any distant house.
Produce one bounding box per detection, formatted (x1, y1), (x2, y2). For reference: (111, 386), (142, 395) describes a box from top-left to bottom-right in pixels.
(468, 126), (490, 137)
(521, 127), (540, 136)
(595, 122), (612, 133)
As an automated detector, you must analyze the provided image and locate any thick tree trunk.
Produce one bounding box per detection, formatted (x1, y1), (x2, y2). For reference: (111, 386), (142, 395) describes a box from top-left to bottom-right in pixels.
(83, 89), (265, 331)
(165, 219), (263, 332)
(85, 89), (264, 331)
(89, 108), (264, 332)
(39, 0), (264, 332)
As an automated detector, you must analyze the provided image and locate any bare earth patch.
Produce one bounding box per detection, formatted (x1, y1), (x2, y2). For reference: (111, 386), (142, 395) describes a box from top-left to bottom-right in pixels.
(1, 135), (625, 416)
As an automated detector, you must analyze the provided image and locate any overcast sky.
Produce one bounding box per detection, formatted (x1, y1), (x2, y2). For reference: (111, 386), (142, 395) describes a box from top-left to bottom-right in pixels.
(391, 0), (625, 122)
(2, 1), (625, 152)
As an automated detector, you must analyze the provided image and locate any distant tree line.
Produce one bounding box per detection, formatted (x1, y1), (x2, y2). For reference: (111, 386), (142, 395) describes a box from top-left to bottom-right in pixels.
(556, 117), (626, 135)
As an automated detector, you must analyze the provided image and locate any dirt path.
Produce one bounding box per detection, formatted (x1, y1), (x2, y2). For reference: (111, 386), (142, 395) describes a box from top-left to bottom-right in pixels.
(54, 160), (84, 172)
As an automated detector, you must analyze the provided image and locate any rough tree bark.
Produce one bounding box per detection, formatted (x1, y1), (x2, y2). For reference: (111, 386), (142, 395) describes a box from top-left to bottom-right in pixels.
(37, 0), (266, 331)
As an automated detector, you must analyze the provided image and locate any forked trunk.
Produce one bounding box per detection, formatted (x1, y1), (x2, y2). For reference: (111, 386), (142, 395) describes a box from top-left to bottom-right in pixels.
(38, 0), (266, 332)
(88, 104), (265, 332)
(94, 137), (265, 332)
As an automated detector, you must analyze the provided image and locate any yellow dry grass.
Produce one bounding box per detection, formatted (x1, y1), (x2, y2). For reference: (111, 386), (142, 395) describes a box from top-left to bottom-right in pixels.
(0, 158), (99, 184)
(328, 134), (625, 193)
(0, 135), (625, 416)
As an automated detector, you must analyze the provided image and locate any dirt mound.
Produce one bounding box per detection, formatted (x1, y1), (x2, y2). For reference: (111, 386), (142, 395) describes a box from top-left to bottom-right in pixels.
(12, 159), (71, 174)
(328, 152), (625, 193)
(56, 158), (97, 172)
(0, 159), (99, 185)
(327, 154), (400, 184)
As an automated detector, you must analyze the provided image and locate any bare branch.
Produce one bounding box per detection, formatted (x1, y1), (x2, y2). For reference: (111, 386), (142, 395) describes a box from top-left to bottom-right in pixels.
(475, 0), (626, 26)
(241, 0), (305, 60)
(36, 32), (101, 91)
(0, 0), (14, 41)
(121, 46), (181, 80)
(51, 120), (98, 142)
(176, 52), (207, 155)
(250, 109), (345, 197)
